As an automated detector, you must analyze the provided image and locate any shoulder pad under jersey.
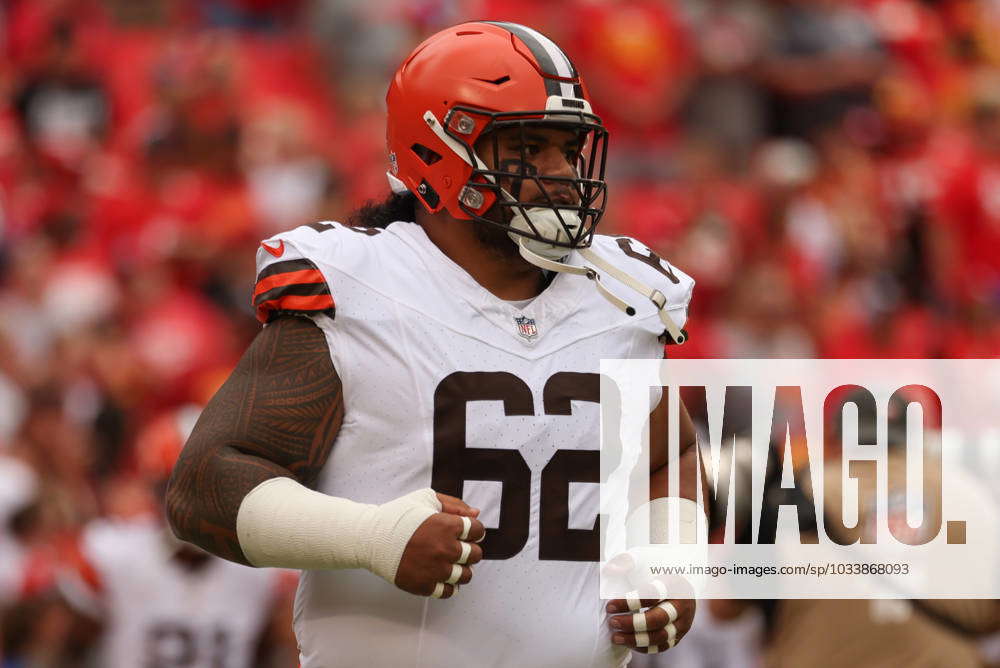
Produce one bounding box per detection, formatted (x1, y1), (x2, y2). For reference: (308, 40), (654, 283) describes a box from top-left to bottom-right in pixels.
(586, 234), (695, 342)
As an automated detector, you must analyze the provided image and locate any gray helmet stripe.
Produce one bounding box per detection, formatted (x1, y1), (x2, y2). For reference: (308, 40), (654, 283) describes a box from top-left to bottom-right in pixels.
(484, 21), (580, 99)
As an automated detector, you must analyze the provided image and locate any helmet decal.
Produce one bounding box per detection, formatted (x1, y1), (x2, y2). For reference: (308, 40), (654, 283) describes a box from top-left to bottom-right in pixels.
(482, 21), (584, 100)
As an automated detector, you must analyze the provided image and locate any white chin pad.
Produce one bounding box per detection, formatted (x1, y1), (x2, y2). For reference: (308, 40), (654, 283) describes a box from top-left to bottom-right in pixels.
(507, 207), (581, 260)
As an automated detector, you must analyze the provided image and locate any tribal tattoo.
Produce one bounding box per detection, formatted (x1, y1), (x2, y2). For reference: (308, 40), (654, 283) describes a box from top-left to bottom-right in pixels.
(165, 316), (343, 565)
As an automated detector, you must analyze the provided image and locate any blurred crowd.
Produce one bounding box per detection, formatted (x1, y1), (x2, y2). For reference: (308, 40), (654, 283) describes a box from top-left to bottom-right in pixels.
(1, 0), (1000, 665)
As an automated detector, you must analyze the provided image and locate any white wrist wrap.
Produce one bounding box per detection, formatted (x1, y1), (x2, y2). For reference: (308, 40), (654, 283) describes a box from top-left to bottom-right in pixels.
(235, 477), (441, 583)
(618, 497), (709, 598)
(627, 497), (705, 546)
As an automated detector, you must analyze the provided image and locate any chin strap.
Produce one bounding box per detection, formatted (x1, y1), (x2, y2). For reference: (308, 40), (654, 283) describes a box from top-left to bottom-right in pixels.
(579, 248), (686, 345)
(516, 239), (635, 315)
(515, 239), (687, 345)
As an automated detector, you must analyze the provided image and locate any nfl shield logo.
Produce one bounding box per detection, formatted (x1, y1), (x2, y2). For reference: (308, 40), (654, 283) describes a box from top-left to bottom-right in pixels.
(514, 315), (538, 341)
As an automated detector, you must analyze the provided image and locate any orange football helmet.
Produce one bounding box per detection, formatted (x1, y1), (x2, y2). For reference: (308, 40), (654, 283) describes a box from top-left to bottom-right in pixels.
(386, 21), (608, 251)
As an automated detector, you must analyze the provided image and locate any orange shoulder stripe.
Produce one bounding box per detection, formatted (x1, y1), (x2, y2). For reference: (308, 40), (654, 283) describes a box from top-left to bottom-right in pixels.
(253, 268), (326, 300)
(255, 294), (335, 323)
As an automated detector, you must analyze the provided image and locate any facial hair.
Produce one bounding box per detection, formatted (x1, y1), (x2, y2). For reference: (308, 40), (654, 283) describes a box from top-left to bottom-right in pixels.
(470, 198), (521, 260)
(471, 216), (520, 260)
(469, 203), (551, 287)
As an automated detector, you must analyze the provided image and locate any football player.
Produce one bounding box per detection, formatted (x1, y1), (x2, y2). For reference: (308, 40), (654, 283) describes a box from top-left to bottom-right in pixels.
(59, 406), (294, 668)
(166, 21), (702, 667)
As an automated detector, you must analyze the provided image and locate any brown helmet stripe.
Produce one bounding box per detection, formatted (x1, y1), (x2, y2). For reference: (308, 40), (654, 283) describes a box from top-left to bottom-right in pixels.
(483, 22), (582, 100)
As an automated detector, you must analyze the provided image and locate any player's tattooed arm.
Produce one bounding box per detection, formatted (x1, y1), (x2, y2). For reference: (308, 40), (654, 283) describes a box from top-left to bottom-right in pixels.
(648, 397), (709, 503)
(165, 316), (343, 565)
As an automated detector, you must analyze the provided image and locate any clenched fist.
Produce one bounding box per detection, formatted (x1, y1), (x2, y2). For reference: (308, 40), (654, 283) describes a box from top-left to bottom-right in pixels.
(394, 493), (486, 599)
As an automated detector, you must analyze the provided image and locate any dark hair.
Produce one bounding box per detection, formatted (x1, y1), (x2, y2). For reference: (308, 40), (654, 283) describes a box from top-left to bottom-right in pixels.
(346, 192), (418, 229)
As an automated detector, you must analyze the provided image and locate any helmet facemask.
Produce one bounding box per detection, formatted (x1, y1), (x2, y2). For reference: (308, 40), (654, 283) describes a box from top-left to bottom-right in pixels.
(440, 106), (609, 259)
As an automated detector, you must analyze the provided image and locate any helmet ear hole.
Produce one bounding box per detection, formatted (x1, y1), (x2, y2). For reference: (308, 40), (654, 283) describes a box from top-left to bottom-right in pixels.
(416, 179), (440, 209)
(411, 144), (442, 166)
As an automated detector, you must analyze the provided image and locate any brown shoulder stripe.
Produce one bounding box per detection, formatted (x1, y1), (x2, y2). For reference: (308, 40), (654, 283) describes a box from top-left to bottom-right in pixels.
(256, 258), (319, 280)
(252, 258), (334, 324)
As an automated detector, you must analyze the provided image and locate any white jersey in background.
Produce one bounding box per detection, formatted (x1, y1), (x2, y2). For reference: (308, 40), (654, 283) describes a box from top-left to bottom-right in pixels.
(71, 518), (278, 668)
(253, 220), (694, 668)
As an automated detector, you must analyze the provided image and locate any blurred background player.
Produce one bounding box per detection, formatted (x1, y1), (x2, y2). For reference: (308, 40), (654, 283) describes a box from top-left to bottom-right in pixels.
(63, 405), (297, 668)
(760, 388), (1000, 668)
(646, 388), (1000, 668)
(1, 405), (296, 668)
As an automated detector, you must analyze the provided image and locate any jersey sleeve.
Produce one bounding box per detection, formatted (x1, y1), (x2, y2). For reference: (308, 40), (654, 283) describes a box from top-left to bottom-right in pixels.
(252, 227), (338, 324)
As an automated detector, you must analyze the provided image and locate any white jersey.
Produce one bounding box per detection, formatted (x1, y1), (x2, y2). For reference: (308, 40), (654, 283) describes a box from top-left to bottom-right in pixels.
(78, 519), (277, 668)
(253, 221), (695, 668)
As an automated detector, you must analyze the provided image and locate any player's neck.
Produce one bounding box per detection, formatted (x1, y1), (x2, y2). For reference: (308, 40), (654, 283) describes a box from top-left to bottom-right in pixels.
(418, 212), (547, 300)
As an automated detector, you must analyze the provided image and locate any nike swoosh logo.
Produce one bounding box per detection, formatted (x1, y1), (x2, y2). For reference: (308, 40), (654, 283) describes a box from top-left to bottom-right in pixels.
(261, 240), (285, 258)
